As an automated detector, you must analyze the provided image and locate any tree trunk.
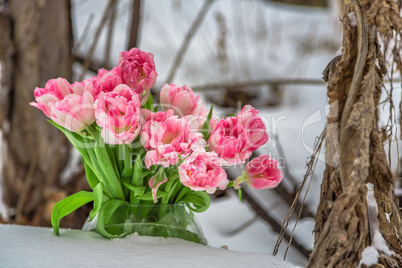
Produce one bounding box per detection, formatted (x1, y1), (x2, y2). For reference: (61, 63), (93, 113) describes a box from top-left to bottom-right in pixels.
(0, 0), (88, 228)
(308, 1), (402, 267)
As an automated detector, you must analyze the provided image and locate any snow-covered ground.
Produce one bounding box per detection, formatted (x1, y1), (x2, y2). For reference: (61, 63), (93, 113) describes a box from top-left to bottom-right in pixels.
(0, 224), (299, 268)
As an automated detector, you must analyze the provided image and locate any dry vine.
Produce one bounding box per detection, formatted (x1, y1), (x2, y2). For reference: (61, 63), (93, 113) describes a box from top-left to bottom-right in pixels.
(307, 0), (402, 267)
(273, 128), (325, 258)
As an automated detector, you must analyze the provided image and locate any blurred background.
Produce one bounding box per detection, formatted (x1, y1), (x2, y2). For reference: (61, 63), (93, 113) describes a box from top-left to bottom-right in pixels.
(0, 0), (377, 266)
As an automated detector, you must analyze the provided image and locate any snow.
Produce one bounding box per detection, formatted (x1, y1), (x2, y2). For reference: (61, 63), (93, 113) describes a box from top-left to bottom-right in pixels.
(196, 190), (308, 265)
(360, 183), (395, 266)
(347, 12), (357, 27)
(0, 224), (298, 268)
(359, 246), (379, 267)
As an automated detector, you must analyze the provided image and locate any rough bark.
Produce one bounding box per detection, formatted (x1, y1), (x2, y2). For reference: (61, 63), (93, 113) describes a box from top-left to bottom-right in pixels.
(308, 1), (402, 267)
(0, 0), (88, 228)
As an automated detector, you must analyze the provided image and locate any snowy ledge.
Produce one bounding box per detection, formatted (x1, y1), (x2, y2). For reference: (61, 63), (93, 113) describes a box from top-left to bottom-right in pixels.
(1, 224), (297, 268)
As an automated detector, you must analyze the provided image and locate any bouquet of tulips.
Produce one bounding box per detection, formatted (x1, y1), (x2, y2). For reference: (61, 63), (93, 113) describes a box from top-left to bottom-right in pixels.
(31, 48), (283, 241)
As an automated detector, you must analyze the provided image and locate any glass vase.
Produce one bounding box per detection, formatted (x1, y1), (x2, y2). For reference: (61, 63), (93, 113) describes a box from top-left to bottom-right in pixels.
(85, 203), (207, 245)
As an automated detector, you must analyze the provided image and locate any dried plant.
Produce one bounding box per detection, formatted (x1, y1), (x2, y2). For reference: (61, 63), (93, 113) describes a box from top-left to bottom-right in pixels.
(306, 0), (402, 267)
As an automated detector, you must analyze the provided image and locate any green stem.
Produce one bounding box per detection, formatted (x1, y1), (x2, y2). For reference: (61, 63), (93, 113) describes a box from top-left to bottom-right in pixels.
(86, 126), (125, 200)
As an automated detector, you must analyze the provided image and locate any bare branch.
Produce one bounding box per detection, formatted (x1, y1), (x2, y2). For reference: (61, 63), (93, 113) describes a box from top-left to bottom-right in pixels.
(104, 0), (118, 68)
(273, 128), (325, 257)
(226, 183), (311, 259)
(127, 0), (141, 50)
(165, 0), (214, 83)
(190, 78), (326, 91)
(252, 150), (315, 219)
(78, 0), (117, 81)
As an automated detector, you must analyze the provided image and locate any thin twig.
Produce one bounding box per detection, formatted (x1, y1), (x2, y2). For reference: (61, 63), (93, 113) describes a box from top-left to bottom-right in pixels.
(230, 185), (311, 259)
(104, 0), (118, 68)
(274, 135), (298, 186)
(251, 150), (315, 219)
(223, 215), (259, 236)
(72, 13), (95, 54)
(74, 54), (103, 74)
(191, 78), (326, 91)
(127, 0), (141, 50)
(78, 0), (117, 81)
(165, 0), (214, 83)
(191, 78), (402, 92)
(284, 139), (320, 259)
(273, 127), (326, 257)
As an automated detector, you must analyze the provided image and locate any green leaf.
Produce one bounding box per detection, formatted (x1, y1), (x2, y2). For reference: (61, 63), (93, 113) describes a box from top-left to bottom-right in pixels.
(143, 92), (154, 110)
(105, 144), (119, 176)
(89, 183), (103, 220)
(135, 191), (166, 201)
(47, 120), (95, 150)
(180, 191), (210, 213)
(84, 161), (100, 190)
(84, 147), (113, 198)
(175, 186), (190, 203)
(51, 191), (94, 235)
(122, 177), (146, 196)
(96, 199), (129, 239)
(166, 180), (181, 203)
(93, 142), (125, 200)
(121, 144), (133, 178)
(200, 105), (214, 140)
(131, 150), (145, 185)
(227, 112), (236, 117)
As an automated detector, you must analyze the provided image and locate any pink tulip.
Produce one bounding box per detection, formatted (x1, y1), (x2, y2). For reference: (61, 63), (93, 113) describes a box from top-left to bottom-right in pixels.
(178, 151), (228, 194)
(140, 108), (175, 127)
(95, 84), (141, 145)
(141, 116), (186, 150)
(30, 78), (73, 117)
(160, 84), (208, 118)
(118, 48), (157, 104)
(71, 81), (86, 96)
(49, 91), (96, 132)
(234, 155), (283, 190)
(208, 105), (268, 165)
(31, 78), (97, 132)
(144, 143), (179, 169)
(97, 67), (123, 93)
(237, 105), (269, 151)
(141, 116), (205, 168)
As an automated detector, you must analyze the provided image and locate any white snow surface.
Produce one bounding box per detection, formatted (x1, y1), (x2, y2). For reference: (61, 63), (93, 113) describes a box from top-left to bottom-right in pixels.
(0, 224), (298, 268)
(359, 246), (379, 267)
(360, 184), (395, 266)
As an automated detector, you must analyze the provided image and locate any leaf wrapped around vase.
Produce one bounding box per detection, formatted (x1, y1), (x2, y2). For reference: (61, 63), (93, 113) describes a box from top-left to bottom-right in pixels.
(30, 48), (284, 244)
